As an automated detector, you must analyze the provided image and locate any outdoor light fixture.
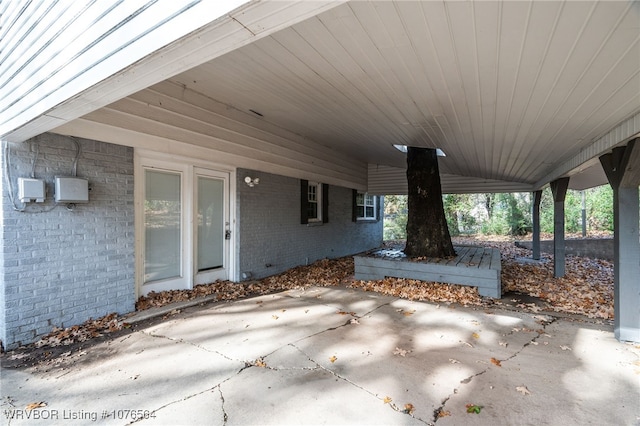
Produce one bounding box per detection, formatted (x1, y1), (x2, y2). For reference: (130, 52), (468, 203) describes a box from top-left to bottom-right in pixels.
(393, 144), (446, 157)
(244, 176), (260, 187)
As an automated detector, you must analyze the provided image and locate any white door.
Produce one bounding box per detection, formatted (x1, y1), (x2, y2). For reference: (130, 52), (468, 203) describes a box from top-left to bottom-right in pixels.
(140, 164), (230, 295)
(194, 168), (230, 284)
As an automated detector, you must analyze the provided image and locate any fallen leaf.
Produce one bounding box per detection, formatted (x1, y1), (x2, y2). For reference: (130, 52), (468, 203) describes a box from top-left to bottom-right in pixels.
(403, 310), (416, 317)
(329, 355), (337, 363)
(438, 410), (451, 417)
(272, 315), (279, 320)
(9, 353), (27, 360)
(466, 404), (482, 414)
(254, 358), (267, 367)
(383, 396), (392, 404)
(449, 358), (461, 364)
(404, 403), (415, 414)
(393, 347), (410, 357)
(499, 341), (508, 347)
(560, 345), (572, 351)
(25, 402), (47, 411)
(490, 357), (502, 367)
(516, 386), (531, 395)
(472, 332), (480, 339)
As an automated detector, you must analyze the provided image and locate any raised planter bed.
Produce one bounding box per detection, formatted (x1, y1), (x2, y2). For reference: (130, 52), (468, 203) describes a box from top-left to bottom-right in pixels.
(354, 245), (501, 298)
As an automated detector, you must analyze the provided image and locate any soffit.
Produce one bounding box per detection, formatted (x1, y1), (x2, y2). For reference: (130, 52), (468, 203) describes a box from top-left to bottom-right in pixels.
(169, 0), (640, 190)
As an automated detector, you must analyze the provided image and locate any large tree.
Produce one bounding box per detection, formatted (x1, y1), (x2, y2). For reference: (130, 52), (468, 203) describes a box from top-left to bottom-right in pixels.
(404, 147), (455, 258)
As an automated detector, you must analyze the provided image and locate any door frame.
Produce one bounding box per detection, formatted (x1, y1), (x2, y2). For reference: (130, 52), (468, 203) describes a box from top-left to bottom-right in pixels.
(134, 150), (237, 298)
(193, 167), (231, 285)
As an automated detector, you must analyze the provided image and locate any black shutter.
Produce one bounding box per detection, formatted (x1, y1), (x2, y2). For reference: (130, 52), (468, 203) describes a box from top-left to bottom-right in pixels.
(352, 189), (358, 222)
(322, 183), (329, 223)
(300, 179), (308, 224)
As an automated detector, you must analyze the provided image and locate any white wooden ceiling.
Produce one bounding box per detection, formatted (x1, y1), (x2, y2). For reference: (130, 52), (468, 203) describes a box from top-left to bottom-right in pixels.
(169, 0), (640, 190)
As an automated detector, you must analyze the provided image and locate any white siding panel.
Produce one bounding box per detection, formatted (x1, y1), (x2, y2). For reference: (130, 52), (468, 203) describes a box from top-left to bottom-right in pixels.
(53, 83), (369, 190)
(0, 0), (248, 139)
(367, 164), (533, 196)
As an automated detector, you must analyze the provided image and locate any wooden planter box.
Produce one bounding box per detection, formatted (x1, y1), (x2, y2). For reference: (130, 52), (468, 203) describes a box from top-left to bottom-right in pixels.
(354, 245), (502, 298)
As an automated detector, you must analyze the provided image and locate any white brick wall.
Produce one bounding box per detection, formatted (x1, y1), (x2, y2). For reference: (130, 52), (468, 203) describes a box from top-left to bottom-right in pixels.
(1, 134), (134, 349)
(237, 169), (383, 280)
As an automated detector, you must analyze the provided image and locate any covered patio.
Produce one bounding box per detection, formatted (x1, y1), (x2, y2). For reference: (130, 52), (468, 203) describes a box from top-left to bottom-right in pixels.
(1, 0), (638, 342)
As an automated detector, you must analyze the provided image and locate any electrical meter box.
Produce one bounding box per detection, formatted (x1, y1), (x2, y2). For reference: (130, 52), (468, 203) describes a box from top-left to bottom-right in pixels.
(55, 177), (89, 203)
(18, 178), (46, 202)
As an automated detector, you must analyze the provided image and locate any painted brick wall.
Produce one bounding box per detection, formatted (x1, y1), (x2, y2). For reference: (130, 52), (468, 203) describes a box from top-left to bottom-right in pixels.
(1, 133), (134, 349)
(237, 169), (383, 280)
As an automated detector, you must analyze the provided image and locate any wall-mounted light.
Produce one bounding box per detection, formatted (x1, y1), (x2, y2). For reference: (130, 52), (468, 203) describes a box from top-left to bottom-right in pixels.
(244, 176), (260, 187)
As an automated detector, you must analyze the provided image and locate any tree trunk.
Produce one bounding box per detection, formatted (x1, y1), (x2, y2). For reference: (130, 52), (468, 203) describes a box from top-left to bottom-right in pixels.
(404, 147), (455, 258)
(485, 194), (494, 220)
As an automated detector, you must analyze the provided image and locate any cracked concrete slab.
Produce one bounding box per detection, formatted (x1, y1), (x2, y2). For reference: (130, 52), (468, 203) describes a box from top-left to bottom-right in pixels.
(218, 354), (425, 425)
(435, 320), (640, 425)
(2, 331), (243, 425)
(292, 298), (555, 423)
(2, 286), (639, 425)
(136, 388), (225, 425)
(140, 290), (388, 362)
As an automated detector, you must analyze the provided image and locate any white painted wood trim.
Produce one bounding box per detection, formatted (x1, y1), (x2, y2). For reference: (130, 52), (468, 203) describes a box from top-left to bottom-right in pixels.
(2, 1), (344, 143)
(54, 118), (368, 190)
(534, 111), (640, 189)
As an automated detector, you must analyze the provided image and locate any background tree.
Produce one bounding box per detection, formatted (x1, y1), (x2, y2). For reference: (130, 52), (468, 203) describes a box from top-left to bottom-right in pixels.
(484, 194), (494, 220)
(383, 195), (408, 240)
(384, 185), (615, 239)
(404, 147), (455, 258)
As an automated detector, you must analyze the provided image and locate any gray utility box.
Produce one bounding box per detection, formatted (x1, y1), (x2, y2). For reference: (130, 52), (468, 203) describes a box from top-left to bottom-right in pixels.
(18, 178), (46, 202)
(55, 177), (89, 203)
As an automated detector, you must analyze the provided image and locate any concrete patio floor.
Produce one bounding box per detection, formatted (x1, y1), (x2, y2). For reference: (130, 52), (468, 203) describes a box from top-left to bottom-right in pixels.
(1, 285), (639, 425)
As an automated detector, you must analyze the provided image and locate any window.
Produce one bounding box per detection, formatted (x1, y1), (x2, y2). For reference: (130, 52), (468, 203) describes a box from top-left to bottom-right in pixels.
(301, 180), (328, 224)
(356, 192), (377, 220)
(307, 182), (321, 222)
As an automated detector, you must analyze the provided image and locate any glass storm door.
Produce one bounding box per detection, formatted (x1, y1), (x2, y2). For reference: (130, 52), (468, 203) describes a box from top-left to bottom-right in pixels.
(143, 169), (188, 292)
(195, 169), (229, 284)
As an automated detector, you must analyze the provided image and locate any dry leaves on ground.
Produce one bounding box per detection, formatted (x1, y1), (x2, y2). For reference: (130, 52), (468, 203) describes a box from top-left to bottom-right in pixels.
(24, 236), (613, 350)
(393, 347), (410, 357)
(500, 246), (613, 319)
(34, 313), (122, 348)
(25, 402), (47, 411)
